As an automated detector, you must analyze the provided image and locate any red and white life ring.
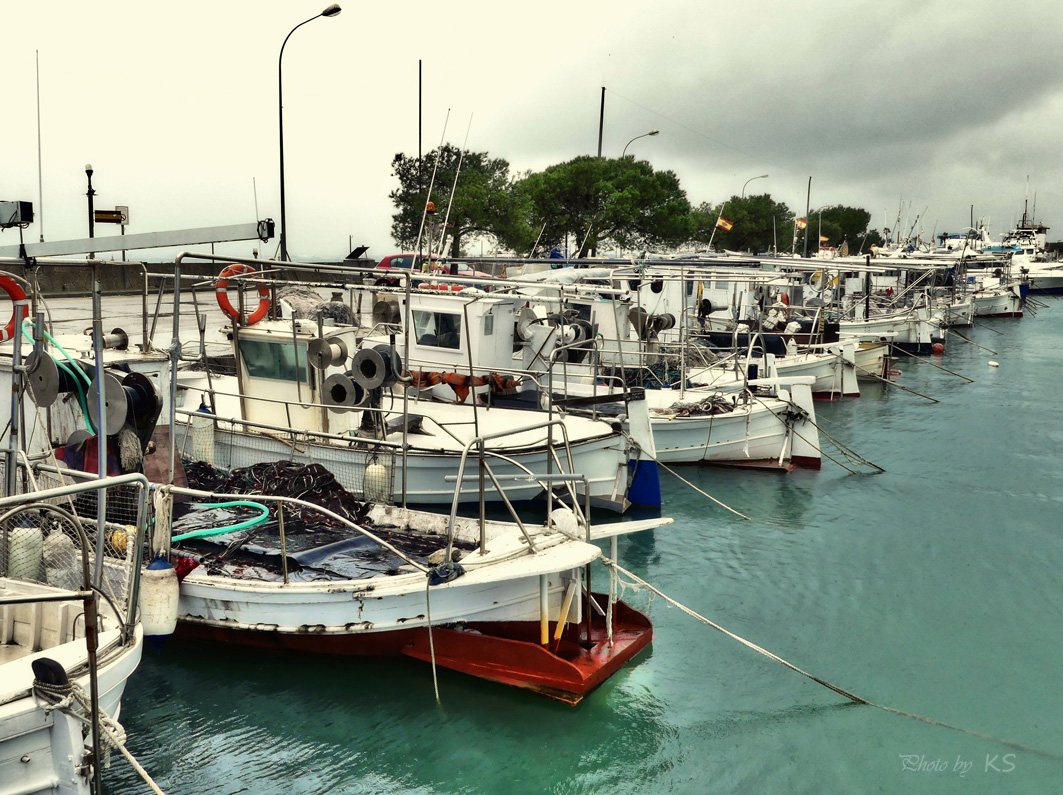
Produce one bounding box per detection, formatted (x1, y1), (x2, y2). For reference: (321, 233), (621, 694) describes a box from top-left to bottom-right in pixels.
(216, 264), (270, 325)
(0, 274), (29, 342)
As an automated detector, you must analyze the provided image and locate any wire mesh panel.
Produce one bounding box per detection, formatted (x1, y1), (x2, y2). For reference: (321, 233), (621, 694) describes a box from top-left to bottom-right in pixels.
(177, 416), (397, 503)
(3, 469), (146, 617)
(0, 503), (88, 591)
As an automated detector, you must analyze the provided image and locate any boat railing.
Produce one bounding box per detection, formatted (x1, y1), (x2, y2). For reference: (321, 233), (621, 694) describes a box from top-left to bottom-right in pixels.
(0, 468), (149, 642)
(442, 417), (592, 559)
(158, 483), (432, 583)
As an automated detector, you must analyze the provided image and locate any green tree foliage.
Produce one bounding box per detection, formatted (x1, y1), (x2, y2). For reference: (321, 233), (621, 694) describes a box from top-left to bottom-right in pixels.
(389, 145), (528, 257)
(690, 194), (794, 254)
(515, 156), (692, 257)
(802, 205), (877, 254)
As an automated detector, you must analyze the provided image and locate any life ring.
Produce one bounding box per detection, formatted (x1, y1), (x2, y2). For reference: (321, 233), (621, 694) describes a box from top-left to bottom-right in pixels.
(0, 274), (28, 341)
(809, 270), (838, 293)
(216, 264), (270, 325)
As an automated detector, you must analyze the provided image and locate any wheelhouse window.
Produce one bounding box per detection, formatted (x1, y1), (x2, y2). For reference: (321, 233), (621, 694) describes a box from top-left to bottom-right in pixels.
(413, 310), (462, 349)
(241, 339), (309, 381)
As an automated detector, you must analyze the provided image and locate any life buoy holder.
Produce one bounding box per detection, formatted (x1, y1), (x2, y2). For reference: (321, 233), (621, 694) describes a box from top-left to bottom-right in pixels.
(216, 264), (270, 325)
(809, 270), (838, 293)
(0, 274), (29, 342)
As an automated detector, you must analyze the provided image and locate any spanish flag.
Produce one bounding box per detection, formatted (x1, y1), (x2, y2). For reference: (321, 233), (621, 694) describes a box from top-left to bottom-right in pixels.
(795, 218), (808, 230)
(820, 235), (829, 242)
(716, 217), (733, 231)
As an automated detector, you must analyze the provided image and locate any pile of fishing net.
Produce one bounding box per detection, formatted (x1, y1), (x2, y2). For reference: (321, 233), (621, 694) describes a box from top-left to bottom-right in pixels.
(277, 285), (355, 325)
(651, 393), (735, 418)
(182, 459), (366, 526)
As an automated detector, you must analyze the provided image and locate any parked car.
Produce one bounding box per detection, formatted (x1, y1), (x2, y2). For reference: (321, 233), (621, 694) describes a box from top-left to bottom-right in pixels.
(373, 253), (430, 286)
(373, 254), (495, 289)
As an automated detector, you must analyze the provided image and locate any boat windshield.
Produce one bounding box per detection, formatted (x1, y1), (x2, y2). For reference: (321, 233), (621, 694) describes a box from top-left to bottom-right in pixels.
(412, 310), (462, 349)
(241, 339), (309, 381)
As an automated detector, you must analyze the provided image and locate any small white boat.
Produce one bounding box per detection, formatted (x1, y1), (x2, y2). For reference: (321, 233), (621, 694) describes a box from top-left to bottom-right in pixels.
(1, 475), (151, 795)
(164, 483), (670, 703)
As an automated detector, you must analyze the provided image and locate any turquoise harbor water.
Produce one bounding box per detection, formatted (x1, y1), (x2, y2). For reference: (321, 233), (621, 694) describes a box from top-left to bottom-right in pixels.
(106, 301), (1063, 794)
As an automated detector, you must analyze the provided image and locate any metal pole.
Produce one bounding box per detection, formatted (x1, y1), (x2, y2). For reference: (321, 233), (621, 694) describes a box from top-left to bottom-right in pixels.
(91, 263), (108, 586)
(36, 51), (44, 243)
(278, 6), (341, 262)
(597, 87), (605, 158)
(802, 177), (811, 258)
(85, 165), (95, 259)
(5, 301), (25, 498)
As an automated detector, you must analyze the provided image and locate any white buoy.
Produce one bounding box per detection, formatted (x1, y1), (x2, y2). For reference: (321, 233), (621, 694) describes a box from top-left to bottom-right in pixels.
(43, 530), (81, 590)
(988, 361), (1000, 367)
(140, 556), (179, 637)
(549, 506), (580, 537)
(191, 411), (215, 464)
(9, 524), (45, 582)
(363, 461), (391, 503)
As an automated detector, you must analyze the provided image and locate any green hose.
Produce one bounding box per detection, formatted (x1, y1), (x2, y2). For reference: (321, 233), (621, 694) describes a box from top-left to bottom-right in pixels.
(21, 320), (96, 434)
(171, 501), (271, 542)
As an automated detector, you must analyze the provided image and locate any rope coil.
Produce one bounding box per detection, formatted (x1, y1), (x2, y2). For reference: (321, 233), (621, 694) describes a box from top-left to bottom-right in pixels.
(34, 678), (168, 794)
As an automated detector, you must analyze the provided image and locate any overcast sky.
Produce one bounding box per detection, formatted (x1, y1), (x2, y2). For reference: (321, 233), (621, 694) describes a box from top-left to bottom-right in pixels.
(4, 0), (1062, 262)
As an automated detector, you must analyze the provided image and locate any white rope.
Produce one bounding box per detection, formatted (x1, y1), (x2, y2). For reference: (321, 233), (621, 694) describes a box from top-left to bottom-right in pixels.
(424, 576), (441, 704)
(151, 485), (173, 558)
(34, 679), (168, 795)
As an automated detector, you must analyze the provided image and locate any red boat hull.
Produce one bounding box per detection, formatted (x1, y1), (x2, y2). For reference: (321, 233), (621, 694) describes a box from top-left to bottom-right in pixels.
(402, 598), (653, 704)
(173, 596), (652, 703)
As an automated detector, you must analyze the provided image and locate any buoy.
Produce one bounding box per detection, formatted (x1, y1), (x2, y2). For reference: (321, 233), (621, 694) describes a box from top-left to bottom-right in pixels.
(140, 555), (179, 638)
(363, 461), (391, 503)
(107, 527), (131, 557)
(931, 343), (945, 355)
(549, 506), (580, 537)
(988, 361), (999, 367)
(9, 523), (45, 582)
(43, 530), (80, 590)
(888, 368), (903, 377)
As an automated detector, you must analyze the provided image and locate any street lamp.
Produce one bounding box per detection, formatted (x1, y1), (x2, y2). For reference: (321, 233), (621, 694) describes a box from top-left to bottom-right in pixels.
(741, 173), (769, 198)
(621, 129), (659, 158)
(278, 3), (341, 262)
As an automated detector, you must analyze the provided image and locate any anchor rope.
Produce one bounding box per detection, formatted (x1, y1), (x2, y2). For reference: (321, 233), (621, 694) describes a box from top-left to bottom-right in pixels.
(620, 429), (754, 521)
(34, 679), (169, 795)
(751, 393), (884, 474)
(602, 558), (1063, 762)
(425, 576), (441, 705)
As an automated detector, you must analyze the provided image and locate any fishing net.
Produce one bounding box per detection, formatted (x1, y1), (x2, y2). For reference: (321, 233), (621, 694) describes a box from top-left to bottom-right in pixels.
(182, 458), (365, 526)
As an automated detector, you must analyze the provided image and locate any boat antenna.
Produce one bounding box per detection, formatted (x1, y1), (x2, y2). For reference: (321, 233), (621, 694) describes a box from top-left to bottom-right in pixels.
(252, 177), (260, 226)
(414, 110), (450, 266)
(35, 50), (44, 242)
(434, 113), (472, 260)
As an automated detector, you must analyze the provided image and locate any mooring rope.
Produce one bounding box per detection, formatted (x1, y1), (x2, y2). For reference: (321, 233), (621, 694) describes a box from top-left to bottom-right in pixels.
(622, 429), (755, 521)
(603, 558), (1063, 762)
(890, 345), (974, 383)
(750, 393), (884, 474)
(34, 679), (169, 794)
(425, 576), (441, 705)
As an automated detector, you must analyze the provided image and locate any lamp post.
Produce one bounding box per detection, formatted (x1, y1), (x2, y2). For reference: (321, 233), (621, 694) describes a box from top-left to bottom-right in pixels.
(278, 3), (341, 262)
(621, 129), (659, 158)
(741, 173), (768, 198)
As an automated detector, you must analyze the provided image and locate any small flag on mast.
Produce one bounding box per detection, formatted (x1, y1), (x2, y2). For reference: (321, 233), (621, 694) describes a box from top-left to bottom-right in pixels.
(795, 218), (808, 230)
(716, 217), (734, 231)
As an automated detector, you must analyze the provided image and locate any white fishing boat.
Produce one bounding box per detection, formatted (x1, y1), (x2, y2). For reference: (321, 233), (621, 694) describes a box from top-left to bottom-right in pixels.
(384, 282), (823, 471)
(161, 474), (670, 703)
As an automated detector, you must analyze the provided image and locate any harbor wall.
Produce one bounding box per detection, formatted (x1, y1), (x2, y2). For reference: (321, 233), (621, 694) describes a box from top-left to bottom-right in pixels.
(5, 260), (373, 297)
